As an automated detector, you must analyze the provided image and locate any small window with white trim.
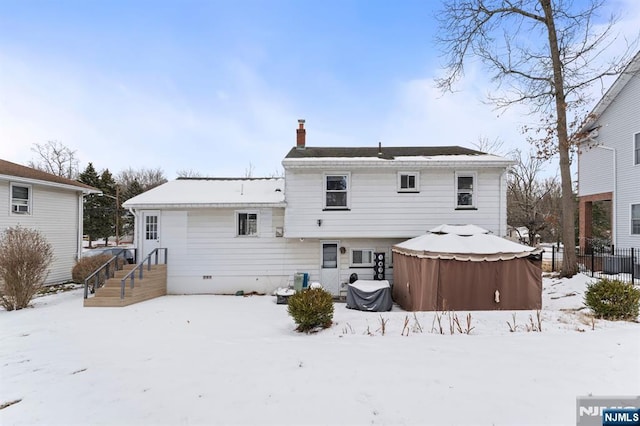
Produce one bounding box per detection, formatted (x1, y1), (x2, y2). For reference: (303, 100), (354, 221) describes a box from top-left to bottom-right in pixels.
(10, 183), (31, 214)
(632, 204), (640, 235)
(398, 172), (419, 192)
(455, 172), (476, 208)
(237, 212), (258, 236)
(634, 133), (640, 166)
(350, 249), (374, 267)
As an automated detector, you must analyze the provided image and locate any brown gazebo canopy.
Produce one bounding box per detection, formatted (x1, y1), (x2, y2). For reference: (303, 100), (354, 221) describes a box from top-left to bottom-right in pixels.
(392, 225), (542, 311)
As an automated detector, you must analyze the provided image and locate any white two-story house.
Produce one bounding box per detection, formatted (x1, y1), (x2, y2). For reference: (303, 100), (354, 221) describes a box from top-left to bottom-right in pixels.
(578, 51), (640, 251)
(0, 159), (98, 284)
(123, 120), (512, 296)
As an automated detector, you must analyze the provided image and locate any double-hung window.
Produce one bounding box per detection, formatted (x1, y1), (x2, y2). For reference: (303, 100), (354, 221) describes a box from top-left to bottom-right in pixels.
(237, 212), (258, 236)
(351, 249), (374, 267)
(632, 204), (640, 235)
(634, 133), (640, 166)
(10, 184), (31, 214)
(398, 172), (419, 192)
(324, 174), (349, 209)
(455, 172), (476, 209)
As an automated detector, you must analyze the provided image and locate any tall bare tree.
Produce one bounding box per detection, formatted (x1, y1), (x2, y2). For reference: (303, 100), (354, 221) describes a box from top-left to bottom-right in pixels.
(29, 140), (79, 179)
(507, 150), (561, 246)
(436, 0), (636, 276)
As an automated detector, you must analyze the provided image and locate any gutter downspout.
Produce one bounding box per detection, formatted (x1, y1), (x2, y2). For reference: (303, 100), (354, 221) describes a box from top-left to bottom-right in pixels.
(592, 143), (616, 247)
(499, 168), (508, 237)
(77, 192), (84, 261)
(128, 207), (139, 260)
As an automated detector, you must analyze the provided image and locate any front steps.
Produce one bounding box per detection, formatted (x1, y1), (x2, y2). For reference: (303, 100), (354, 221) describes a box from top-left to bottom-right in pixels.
(84, 264), (167, 307)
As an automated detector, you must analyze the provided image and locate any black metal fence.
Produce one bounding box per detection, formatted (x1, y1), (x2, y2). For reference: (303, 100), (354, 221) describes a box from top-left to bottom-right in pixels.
(543, 244), (639, 284)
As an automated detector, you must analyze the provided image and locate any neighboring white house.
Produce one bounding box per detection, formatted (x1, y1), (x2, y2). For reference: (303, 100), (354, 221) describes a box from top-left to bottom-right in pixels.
(0, 159), (99, 284)
(577, 51), (640, 250)
(123, 120), (513, 296)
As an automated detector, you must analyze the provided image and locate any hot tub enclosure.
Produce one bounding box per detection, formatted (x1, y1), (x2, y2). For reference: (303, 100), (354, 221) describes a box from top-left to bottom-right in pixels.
(392, 225), (542, 311)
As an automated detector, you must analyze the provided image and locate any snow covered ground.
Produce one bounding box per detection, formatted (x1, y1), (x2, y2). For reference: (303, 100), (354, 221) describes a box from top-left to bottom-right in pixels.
(1, 274), (638, 425)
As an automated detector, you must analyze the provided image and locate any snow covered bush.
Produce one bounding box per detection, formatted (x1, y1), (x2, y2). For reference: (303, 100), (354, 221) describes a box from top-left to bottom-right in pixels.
(0, 226), (53, 311)
(584, 278), (640, 321)
(72, 254), (115, 288)
(287, 287), (334, 332)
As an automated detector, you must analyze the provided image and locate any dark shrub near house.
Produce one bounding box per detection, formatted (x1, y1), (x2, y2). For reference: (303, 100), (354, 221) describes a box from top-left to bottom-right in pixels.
(287, 287), (334, 332)
(584, 278), (640, 321)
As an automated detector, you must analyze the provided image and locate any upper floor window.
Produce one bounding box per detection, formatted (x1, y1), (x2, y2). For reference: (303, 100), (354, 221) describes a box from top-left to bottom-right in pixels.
(634, 133), (639, 166)
(237, 212), (258, 236)
(324, 174), (349, 209)
(455, 172), (476, 209)
(632, 204), (640, 235)
(10, 183), (31, 214)
(351, 249), (374, 267)
(398, 172), (419, 192)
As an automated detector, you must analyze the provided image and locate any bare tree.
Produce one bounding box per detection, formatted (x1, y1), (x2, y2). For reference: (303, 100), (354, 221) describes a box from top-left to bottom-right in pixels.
(471, 136), (507, 156)
(436, 0), (637, 276)
(244, 162), (255, 178)
(176, 169), (203, 178)
(28, 140), (79, 179)
(116, 167), (167, 193)
(507, 150), (560, 246)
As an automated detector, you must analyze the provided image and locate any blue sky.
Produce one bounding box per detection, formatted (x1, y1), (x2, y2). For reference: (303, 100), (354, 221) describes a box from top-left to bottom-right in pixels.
(1, 0), (638, 178)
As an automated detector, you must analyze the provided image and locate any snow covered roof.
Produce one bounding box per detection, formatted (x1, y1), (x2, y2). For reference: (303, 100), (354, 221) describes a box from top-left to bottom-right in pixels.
(282, 146), (513, 169)
(429, 224), (489, 235)
(393, 225), (542, 261)
(122, 178), (286, 209)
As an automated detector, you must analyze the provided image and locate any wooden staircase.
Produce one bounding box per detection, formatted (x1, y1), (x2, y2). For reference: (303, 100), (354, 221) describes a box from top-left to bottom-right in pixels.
(84, 264), (167, 307)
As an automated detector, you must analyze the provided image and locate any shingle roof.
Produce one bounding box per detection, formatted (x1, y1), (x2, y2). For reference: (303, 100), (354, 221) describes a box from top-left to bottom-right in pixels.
(284, 146), (485, 159)
(0, 158), (97, 191)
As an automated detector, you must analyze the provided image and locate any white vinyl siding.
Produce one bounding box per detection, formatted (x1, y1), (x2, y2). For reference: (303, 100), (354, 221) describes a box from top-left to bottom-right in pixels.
(350, 248), (374, 266)
(10, 183), (31, 214)
(578, 72), (639, 248)
(1, 181), (81, 284)
(284, 167), (504, 238)
(577, 144), (614, 196)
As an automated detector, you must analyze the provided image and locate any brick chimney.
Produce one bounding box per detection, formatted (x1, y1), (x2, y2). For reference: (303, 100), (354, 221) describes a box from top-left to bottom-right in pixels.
(296, 119), (306, 150)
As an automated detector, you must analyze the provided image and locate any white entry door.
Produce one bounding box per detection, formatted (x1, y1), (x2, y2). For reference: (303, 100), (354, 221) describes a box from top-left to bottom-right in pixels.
(320, 241), (340, 295)
(141, 210), (160, 261)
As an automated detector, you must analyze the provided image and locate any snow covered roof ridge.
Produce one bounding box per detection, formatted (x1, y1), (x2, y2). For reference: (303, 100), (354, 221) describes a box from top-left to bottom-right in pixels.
(429, 224), (490, 236)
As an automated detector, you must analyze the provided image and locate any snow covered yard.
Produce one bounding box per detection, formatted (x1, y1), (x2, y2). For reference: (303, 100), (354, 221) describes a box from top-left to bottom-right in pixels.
(1, 274), (638, 426)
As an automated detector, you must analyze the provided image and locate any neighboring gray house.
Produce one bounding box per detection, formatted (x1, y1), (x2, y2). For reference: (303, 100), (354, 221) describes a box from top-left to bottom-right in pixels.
(124, 120), (513, 296)
(578, 51), (640, 250)
(0, 159), (98, 284)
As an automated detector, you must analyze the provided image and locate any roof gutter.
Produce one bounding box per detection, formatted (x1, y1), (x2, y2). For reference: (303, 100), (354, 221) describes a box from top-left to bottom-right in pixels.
(122, 202), (287, 210)
(282, 159), (514, 169)
(0, 173), (100, 194)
